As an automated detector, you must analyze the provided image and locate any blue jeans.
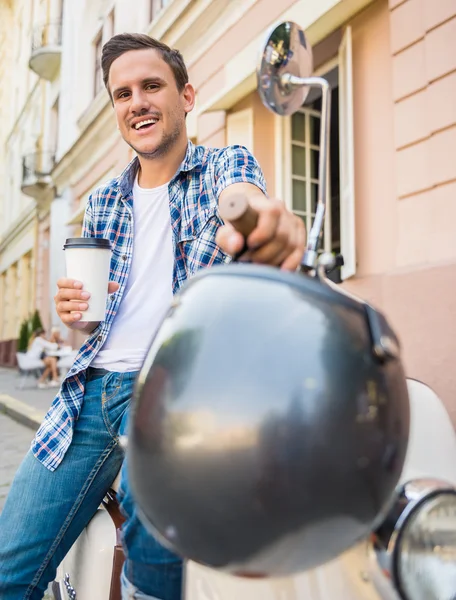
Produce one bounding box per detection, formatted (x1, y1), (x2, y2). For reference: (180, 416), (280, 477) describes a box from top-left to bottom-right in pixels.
(0, 370), (182, 600)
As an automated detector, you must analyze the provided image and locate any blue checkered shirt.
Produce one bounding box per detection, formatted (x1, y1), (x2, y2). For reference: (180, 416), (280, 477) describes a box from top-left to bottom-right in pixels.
(32, 141), (266, 470)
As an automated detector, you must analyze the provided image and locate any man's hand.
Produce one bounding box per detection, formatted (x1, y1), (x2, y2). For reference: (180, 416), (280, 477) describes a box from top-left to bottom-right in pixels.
(216, 186), (306, 271)
(54, 278), (119, 334)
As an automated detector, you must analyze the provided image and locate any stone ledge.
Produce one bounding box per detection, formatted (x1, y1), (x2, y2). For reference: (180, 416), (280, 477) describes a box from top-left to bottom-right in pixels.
(0, 394), (44, 431)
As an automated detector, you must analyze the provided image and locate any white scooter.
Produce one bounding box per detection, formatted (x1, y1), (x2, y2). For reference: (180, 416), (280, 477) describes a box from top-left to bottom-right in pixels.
(52, 377), (456, 600)
(53, 21), (456, 600)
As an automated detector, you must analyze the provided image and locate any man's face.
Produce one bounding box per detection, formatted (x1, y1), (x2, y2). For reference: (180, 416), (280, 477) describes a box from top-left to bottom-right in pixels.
(109, 48), (194, 159)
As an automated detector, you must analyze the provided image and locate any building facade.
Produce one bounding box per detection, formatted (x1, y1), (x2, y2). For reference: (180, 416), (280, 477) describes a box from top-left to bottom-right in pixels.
(0, 0), (58, 364)
(1, 0), (454, 424)
(188, 0), (456, 423)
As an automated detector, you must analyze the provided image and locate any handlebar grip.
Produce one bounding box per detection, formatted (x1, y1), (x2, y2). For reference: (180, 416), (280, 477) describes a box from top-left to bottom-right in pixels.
(219, 194), (259, 238)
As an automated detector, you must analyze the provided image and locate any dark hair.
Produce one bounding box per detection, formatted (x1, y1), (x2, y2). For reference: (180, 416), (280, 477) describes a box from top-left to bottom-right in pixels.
(101, 33), (188, 95)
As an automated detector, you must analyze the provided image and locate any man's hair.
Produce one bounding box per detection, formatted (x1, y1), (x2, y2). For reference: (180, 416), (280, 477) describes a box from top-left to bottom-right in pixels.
(101, 33), (188, 95)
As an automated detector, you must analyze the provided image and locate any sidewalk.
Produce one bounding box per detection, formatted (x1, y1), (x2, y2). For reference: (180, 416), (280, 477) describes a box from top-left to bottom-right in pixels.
(0, 374), (55, 599)
(0, 367), (54, 430)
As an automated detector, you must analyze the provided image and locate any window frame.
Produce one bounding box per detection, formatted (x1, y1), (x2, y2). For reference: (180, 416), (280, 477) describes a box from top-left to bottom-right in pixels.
(338, 25), (356, 280)
(277, 27), (356, 281)
(289, 106), (324, 250)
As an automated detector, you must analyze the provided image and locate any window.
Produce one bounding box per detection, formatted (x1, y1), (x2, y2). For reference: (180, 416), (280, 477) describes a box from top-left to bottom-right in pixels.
(93, 32), (103, 97)
(290, 74), (341, 264)
(290, 105), (325, 250)
(150, 0), (171, 22)
(286, 27), (355, 281)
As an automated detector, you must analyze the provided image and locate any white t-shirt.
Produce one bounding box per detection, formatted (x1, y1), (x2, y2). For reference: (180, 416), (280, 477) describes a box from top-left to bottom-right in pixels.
(92, 176), (174, 372)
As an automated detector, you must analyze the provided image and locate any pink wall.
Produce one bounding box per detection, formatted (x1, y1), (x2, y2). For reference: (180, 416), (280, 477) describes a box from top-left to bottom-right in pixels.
(189, 0), (298, 96)
(195, 0), (456, 423)
(390, 0), (456, 267)
(197, 111), (226, 148)
(350, 0), (397, 276)
(192, 0), (456, 423)
(229, 92), (276, 195)
(344, 0), (456, 425)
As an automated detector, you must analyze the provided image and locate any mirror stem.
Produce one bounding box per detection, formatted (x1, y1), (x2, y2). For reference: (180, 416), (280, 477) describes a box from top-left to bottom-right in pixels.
(281, 74), (331, 271)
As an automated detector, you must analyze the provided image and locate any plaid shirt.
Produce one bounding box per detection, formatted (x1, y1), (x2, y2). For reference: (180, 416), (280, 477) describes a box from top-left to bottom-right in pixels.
(32, 141), (267, 471)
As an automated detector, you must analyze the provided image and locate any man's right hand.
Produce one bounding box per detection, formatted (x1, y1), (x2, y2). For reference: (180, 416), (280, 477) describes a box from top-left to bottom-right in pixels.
(54, 278), (120, 333)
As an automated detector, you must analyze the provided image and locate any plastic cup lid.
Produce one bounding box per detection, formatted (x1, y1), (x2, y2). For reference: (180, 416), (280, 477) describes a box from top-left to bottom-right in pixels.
(63, 237), (111, 250)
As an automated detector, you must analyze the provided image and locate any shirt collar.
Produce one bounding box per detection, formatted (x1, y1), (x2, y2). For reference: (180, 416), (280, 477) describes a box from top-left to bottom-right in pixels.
(118, 140), (203, 197)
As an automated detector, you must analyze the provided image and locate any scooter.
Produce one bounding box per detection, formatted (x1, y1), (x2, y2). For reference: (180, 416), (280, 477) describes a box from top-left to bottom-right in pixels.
(52, 377), (456, 600)
(52, 20), (456, 600)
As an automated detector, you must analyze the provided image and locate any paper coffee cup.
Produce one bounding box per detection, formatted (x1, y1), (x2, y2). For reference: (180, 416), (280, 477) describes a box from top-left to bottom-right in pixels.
(64, 237), (112, 322)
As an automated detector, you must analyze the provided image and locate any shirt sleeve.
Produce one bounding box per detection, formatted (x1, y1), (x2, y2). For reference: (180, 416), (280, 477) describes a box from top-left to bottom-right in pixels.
(215, 145), (268, 198)
(82, 194), (95, 238)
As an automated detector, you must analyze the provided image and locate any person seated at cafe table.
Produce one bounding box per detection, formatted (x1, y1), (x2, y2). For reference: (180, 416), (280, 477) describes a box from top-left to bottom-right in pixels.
(27, 328), (60, 389)
(49, 326), (65, 346)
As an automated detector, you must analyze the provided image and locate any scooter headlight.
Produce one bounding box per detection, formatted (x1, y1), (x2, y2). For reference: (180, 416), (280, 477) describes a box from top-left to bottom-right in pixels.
(370, 479), (456, 600)
(395, 490), (456, 600)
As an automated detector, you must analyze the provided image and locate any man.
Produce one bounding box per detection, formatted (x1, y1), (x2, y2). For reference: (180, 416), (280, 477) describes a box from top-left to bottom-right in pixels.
(0, 34), (305, 599)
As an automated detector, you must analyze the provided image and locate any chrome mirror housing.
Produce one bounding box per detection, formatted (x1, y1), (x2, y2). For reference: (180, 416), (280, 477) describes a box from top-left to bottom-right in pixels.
(257, 21), (313, 116)
(258, 21), (331, 271)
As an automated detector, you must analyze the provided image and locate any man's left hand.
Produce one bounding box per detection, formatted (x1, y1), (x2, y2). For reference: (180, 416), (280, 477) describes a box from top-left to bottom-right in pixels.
(216, 192), (306, 271)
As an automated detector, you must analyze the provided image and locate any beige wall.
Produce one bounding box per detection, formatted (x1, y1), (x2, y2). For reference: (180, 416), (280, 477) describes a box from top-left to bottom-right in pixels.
(193, 0), (456, 424)
(0, 251), (35, 340)
(71, 138), (132, 217)
(343, 0), (456, 425)
(0, 0), (51, 344)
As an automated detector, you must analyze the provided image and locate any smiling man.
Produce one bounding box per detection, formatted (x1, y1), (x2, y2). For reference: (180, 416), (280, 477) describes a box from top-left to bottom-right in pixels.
(0, 34), (305, 600)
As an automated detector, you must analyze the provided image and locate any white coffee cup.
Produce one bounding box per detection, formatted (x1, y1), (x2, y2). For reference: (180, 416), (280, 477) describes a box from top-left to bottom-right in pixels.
(64, 237), (112, 322)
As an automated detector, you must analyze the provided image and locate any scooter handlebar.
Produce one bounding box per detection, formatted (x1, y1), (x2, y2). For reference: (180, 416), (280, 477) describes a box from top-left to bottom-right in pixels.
(219, 194), (259, 238)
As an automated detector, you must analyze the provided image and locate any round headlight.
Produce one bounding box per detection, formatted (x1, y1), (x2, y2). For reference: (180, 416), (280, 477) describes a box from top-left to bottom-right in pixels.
(395, 490), (456, 600)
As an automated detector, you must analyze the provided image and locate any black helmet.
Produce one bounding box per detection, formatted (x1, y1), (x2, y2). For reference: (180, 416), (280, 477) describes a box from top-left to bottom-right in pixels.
(128, 264), (410, 577)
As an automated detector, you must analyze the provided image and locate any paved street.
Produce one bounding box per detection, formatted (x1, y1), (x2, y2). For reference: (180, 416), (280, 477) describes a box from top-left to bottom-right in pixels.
(0, 367), (52, 513)
(0, 412), (35, 512)
(0, 369), (65, 597)
(0, 366), (56, 415)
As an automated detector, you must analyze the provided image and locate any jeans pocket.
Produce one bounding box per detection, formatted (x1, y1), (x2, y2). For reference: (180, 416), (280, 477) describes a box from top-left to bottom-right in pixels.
(102, 372), (136, 441)
(102, 372), (124, 404)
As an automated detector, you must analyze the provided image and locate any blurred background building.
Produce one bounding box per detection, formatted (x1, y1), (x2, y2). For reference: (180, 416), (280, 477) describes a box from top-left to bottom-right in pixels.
(0, 0), (455, 423)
